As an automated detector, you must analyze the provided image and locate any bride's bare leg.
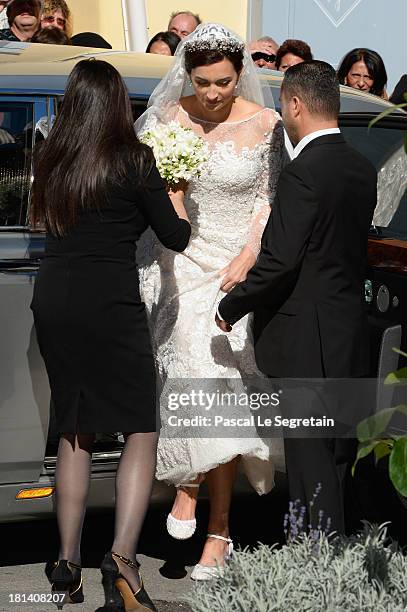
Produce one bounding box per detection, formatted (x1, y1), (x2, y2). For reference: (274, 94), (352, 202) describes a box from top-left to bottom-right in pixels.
(170, 474), (204, 521)
(198, 457), (238, 566)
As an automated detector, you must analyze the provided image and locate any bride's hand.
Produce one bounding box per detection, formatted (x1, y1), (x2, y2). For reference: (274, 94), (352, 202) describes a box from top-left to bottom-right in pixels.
(167, 180), (189, 222)
(219, 246), (256, 293)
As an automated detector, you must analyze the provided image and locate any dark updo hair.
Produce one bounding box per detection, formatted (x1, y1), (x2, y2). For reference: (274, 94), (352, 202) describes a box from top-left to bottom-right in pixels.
(337, 48), (387, 97)
(185, 49), (244, 74)
(146, 31), (181, 56)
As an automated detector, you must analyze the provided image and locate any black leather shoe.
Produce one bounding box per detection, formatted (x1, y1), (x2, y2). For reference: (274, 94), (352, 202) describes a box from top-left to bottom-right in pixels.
(50, 560), (84, 609)
(95, 551), (156, 612)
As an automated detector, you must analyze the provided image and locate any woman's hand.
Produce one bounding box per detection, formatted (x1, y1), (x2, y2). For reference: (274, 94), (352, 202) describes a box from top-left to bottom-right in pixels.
(167, 179), (188, 195)
(219, 246), (256, 293)
(167, 180), (189, 221)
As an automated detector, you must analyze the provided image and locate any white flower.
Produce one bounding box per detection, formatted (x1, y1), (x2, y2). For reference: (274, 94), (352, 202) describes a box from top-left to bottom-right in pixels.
(139, 122), (209, 185)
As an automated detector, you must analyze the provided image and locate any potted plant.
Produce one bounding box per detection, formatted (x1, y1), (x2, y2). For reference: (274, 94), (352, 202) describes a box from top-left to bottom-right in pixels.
(353, 349), (407, 508)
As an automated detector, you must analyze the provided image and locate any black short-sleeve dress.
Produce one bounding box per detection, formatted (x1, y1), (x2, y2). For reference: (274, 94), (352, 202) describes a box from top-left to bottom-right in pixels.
(31, 164), (190, 434)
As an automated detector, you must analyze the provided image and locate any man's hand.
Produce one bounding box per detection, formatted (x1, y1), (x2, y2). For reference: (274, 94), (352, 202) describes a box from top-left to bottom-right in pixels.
(249, 39), (278, 55)
(219, 246), (256, 293)
(215, 312), (232, 333)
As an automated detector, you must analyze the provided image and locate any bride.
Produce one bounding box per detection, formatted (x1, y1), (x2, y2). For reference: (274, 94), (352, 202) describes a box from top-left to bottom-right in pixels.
(136, 23), (284, 579)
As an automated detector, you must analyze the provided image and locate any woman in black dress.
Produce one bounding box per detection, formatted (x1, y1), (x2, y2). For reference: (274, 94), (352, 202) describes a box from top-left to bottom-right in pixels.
(30, 59), (190, 611)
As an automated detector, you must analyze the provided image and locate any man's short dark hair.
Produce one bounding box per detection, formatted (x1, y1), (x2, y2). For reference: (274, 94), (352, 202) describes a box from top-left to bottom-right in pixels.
(281, 60), (340, 119)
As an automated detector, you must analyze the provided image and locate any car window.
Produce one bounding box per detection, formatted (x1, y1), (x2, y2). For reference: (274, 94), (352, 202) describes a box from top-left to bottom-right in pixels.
(341, 125), (407, 240)
(131, 100), (148, 123)
(0, 102), (34, 227)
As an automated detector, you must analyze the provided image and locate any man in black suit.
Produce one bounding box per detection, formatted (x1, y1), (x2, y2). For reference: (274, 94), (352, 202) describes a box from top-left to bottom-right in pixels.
(216, 61), (377, 533)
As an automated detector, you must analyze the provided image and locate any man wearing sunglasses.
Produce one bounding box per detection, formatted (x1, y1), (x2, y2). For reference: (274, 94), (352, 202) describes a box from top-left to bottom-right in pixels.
(40, 0), (70, 34)
(249, 35), (279, 70)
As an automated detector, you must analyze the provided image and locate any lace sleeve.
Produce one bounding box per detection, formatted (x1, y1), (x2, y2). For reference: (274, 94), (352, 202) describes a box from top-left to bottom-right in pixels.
(246, 113), (284, 257)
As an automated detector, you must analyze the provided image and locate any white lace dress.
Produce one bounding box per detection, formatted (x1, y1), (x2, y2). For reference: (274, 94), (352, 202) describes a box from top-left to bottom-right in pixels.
(139, 104), (284, 494)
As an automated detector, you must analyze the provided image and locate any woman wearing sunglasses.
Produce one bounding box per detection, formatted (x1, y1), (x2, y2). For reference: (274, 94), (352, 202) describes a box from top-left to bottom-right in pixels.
(40, 0), (70, 35)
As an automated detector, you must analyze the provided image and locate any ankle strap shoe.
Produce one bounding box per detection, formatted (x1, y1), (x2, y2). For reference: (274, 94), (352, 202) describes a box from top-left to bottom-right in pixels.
(190, 534), (233, 581)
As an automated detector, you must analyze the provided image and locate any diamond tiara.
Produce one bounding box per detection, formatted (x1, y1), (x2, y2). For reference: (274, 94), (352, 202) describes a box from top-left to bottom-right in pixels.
(184, 23), (245, 54)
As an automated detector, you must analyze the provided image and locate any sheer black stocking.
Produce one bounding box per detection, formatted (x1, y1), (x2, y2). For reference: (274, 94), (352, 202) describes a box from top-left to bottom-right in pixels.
(55, 433), (95, 565)
(111, 431), (159, 591)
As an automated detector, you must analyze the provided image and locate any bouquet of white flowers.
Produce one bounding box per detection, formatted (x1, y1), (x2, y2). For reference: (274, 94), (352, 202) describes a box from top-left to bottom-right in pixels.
(139, 121), (209, 186)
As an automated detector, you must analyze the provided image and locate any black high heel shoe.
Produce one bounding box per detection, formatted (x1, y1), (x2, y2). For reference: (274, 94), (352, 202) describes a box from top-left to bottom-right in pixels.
(50, 560), (84, 609)
(96, 551), (157, 612)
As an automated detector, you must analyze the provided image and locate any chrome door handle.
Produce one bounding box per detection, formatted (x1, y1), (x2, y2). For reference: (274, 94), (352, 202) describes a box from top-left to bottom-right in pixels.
(0, 259), (40, 273)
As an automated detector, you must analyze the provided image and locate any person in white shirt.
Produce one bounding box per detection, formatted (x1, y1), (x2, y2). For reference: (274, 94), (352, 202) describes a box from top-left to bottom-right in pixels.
(0, 1), (11, 29)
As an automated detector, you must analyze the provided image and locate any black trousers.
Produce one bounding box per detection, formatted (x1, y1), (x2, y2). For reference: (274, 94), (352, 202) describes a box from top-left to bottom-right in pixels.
(284, 436), (357, 535)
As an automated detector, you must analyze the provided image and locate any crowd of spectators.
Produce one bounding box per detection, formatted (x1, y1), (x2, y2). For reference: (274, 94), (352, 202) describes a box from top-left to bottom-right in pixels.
(0, 0), (69, 42)
(0, 2), (404, 103)
(142, 8), (403, 103)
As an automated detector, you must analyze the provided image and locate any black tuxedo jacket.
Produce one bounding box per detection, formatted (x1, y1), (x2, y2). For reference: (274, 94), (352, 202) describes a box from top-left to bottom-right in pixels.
(219, 134), (377, 378)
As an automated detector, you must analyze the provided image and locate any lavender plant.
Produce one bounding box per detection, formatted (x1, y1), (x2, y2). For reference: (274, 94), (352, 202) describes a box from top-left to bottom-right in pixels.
(187, 523), (407, 611)
(283, 483), (332, 543)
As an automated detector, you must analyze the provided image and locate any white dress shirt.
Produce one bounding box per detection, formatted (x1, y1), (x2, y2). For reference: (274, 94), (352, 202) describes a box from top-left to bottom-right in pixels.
(292, 128), (341, 159)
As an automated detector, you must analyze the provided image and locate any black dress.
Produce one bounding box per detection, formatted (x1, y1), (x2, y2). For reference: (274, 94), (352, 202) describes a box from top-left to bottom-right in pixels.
(31, 164), (190, 434)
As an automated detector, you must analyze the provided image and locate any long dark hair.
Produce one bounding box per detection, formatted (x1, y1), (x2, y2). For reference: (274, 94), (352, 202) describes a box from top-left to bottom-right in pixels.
(31, 59), (153, 236)
(146, 31), (181, 55)
(337, 48), (387, 97)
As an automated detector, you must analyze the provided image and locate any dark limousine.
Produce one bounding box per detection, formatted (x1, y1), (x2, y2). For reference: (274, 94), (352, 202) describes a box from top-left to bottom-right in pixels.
(0, 43), (406, 522)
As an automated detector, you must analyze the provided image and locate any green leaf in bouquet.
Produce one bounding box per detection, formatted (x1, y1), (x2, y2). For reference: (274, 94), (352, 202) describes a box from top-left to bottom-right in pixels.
(389, 437), (407, 498)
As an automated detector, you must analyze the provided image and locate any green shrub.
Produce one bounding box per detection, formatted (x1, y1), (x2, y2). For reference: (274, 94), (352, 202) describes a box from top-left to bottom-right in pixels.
(187, 524), (407, 611)
(353, 353), (407, 500)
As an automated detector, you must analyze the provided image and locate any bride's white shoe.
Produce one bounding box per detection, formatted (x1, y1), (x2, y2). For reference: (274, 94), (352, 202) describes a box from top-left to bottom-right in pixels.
(166, 483), (200, 540)
(190, 534), (233, 581)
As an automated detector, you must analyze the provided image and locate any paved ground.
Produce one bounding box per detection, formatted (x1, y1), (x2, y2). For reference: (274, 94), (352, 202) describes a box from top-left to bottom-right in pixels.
(1, 462), (405, 612)
(0, 474), (289, 612)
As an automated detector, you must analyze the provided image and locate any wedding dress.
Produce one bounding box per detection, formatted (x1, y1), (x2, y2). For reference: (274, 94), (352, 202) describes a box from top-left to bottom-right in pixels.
(139, 102), (284, 494)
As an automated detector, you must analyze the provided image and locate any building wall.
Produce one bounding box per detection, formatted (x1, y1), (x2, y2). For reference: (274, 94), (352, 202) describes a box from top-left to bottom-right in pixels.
(263, 0), (405, 92)
(68, 0), (126, 49)
(145, 0), (261, 41)
(67, 0), (261, 50)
